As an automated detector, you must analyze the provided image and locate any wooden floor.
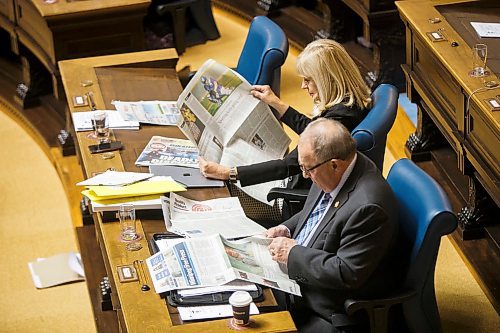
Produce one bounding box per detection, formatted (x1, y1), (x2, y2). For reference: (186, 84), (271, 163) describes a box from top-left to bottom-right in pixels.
(0, 6), (498, 332)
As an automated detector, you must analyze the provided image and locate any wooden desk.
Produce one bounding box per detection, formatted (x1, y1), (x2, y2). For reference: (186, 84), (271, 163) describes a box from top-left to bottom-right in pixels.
(396, 0), (499, 313)
(59, 49), (296, 333)
(0, 0), (149, 106)
(214, 0), (405, 90)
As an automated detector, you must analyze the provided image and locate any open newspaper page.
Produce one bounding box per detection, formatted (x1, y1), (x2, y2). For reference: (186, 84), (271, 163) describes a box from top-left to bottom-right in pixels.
(135, 136), (199, 167)
(146, 234), (301, 296)
(162, 193), (266, 239)
(222, 236), (301, 296)
(112, 100), (180, 125)
(176, 59), (290, 204)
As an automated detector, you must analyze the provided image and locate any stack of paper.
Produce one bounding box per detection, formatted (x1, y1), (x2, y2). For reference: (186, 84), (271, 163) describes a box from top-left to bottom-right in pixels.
(72, 110), (140, 132)
(78, 171), (187, 211)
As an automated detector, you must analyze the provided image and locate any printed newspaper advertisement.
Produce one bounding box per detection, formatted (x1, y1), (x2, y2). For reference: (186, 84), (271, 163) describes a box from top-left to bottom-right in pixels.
(176, 59), (291, 204)
(146, 234), (301, 296)
(162, 193), (266, 240)
(135, 136), (199, 168)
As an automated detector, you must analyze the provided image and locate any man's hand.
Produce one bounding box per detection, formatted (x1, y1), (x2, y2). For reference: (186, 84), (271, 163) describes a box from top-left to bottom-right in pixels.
(251, 85), (289, 117)
(198, 156), (230, 180)
(266, 225), (291, 238)
(268, 237), (297, 265)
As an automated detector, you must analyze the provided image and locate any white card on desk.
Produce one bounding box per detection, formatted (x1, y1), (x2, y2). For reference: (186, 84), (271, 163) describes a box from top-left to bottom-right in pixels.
(177, 303), (259, 321)
(471, 22), (500, 38)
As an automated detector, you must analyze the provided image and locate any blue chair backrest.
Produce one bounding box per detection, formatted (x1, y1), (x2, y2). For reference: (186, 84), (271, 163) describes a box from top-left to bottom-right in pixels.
(352, 84), (398, 170)
(387, 158), (457, 288)
(236, 16), (289, 96)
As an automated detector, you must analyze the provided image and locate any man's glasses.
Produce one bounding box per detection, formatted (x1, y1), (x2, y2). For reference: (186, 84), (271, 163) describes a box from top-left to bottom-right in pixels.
(299, 157), (334, 175)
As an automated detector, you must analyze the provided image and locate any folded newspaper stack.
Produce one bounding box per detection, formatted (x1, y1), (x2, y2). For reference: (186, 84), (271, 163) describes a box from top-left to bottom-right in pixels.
(146, 234), (301, 296)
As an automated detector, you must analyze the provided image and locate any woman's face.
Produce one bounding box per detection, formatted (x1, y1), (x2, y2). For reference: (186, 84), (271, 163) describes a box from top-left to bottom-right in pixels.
(300, 76), (319, 102)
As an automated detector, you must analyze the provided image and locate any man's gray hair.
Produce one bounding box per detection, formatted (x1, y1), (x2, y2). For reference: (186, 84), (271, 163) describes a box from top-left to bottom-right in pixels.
(301, 118), (357, 161)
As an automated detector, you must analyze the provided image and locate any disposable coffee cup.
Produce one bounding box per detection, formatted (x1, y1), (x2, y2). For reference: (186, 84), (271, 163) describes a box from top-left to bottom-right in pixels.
(229, 291), (252, 326)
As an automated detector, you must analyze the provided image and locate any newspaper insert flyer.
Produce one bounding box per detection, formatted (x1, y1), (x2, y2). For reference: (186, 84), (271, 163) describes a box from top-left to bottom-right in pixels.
(145, 234), (301, 296)
(176, 59), (291, 204)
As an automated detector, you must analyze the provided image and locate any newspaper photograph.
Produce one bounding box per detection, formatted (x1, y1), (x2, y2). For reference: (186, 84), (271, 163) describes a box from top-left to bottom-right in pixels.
(112, 100), (180, 125)
(176, 59), (291, 204)
(162, 193), (266, 240)
(146, 234), (301, 296)
(135, 136), (199, 167)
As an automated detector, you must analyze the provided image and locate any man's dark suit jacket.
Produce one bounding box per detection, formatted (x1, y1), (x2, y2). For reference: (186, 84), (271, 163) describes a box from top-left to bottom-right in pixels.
(283, 153), (399, 327)
(237, 104), (366, 188)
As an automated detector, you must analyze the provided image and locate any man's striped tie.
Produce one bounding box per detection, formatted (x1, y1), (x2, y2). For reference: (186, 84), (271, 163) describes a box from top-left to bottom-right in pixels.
(295, 193), (331, 245)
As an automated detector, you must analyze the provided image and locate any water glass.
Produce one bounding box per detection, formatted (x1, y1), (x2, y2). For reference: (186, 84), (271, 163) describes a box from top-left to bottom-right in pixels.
(119, 204), (137, 240)
(118, 204), (142, 251)
(471, 43), (488, 77)
(91, 111), (110, 143)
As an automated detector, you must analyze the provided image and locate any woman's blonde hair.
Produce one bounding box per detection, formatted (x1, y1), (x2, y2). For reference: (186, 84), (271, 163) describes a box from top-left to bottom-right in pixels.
(296, 39), (371, 113)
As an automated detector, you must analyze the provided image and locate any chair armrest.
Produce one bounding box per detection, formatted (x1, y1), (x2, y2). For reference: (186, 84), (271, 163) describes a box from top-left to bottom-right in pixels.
(340, 290), (416, 333)
(267, 187), (308, 202)
(344, 289), (416, 315)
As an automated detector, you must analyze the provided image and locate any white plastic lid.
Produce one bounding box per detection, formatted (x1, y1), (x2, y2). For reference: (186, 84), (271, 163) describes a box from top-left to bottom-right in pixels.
(228, 291), (252, 307)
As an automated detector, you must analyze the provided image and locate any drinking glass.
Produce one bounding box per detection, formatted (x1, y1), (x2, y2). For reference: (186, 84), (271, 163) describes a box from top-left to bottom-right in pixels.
(91, 111), (110, 143)
(118, 204), (142, 251)
(470, 44), (488, 77)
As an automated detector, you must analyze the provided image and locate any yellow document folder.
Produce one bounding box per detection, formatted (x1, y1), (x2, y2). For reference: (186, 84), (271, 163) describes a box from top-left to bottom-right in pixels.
(83, 180), (186, 200)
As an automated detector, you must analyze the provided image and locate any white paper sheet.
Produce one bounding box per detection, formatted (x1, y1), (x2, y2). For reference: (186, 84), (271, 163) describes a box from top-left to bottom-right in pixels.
(77, 170), (154, 186)
(471, 22), (500, 38)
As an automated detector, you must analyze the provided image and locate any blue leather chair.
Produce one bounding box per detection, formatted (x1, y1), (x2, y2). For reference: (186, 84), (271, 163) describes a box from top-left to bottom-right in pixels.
(235, 16), (289, 96)
(267, 83), (399, 217)
(351, 83), (398, 170)
(180, 15), (288, 98)
(339, 158), (458, 333)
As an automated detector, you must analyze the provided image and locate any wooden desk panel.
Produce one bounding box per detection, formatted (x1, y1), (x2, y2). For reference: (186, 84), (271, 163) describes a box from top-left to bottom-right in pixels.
(1, 0), (150, 105)
(397, 0), (500, 313)
(59, 49), (296, 333)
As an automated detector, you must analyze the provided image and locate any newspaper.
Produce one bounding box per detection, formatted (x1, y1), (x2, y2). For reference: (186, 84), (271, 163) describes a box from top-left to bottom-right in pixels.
(112, 100), (180, 125)
(145, 233), (301, 296)
(162, 193), (266, 240)
(135, 136), (199, 168)
(176, 59), (291, 204)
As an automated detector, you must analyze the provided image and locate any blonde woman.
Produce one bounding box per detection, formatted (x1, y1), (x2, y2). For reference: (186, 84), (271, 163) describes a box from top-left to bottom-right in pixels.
(199, 39), (371, 219)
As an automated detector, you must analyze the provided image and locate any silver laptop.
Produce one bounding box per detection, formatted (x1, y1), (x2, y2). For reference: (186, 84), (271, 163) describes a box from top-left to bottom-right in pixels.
(149, 165), (225, 188)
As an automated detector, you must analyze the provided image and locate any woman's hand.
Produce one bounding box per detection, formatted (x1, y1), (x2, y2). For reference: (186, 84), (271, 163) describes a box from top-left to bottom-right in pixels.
(251, 85), (289, 117)
(198, 156), (230, 180)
